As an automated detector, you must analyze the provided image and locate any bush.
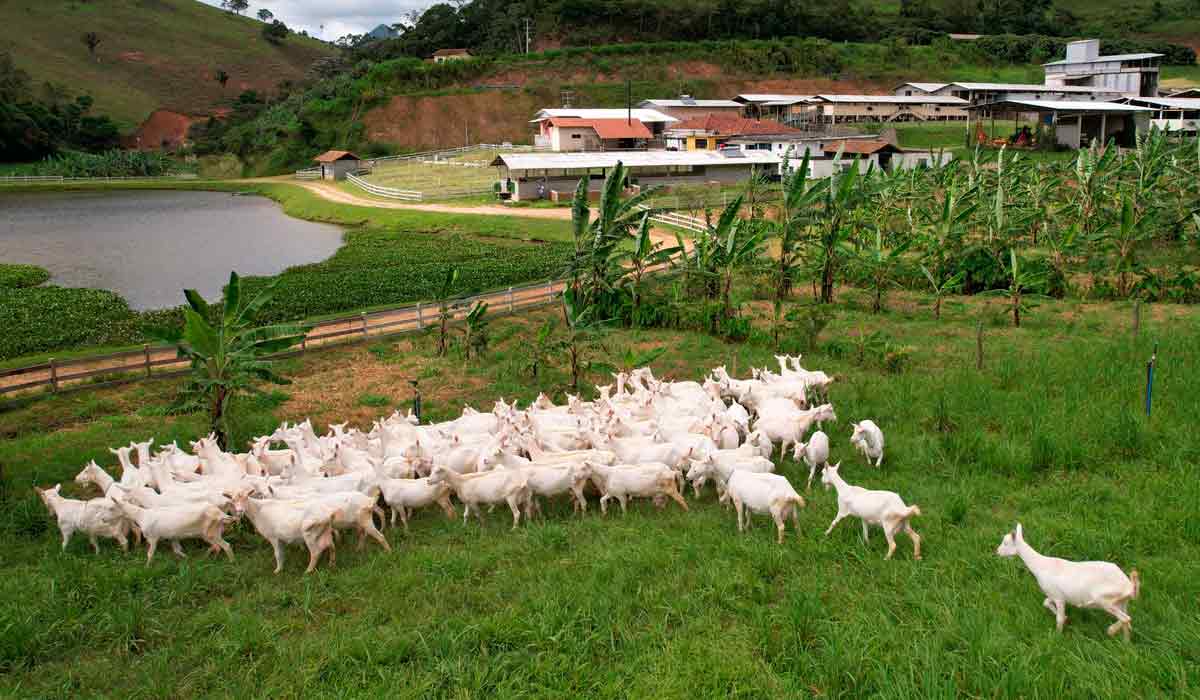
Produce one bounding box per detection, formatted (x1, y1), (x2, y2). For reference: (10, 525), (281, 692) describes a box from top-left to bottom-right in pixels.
(0, 265), (49, 290)
(0, 287), (137, 360)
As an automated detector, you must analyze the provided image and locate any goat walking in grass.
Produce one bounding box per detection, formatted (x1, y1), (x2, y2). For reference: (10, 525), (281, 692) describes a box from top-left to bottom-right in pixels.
(996, 523), (1140, 640)
(820, 463), (921, 560)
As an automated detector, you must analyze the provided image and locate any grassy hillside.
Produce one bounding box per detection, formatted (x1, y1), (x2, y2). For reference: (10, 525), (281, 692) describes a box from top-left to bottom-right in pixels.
(0, 0), (334, 127)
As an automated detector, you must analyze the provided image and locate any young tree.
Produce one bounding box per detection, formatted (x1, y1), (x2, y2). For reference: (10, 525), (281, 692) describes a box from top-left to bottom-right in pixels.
(214, 69), (230, 89)
(461, 301), (489, 359)
(855, 228), (912, 313)
(813, 157), (865, 304)
(257, 8), (274, 22)
(82, 32), (101, 62)
(772, 151), (825, 337)
(559, 290), (607, 392)
(262, 20), (289, 44)
(1100, 195), (1152, 298)
(434, 268), (459, 357)
(986, 249), (1047, 328)
(154, 272), (308, 448)
(919, 265), (964, 320)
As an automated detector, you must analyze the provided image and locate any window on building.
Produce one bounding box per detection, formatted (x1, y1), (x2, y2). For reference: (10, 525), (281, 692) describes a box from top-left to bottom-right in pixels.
(571, 133), (582, 139)
(695, 138), (709, 149)
(905, 90), (913, 96)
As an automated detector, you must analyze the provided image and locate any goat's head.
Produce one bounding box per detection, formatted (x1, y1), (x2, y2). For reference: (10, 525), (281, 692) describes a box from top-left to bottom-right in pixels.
(426, 465), (450, 485)
(685, 458), (711, 481)
(819, 462), (841, 491)
(74, 461), (104, 488)
(996, 524), (1024, 556)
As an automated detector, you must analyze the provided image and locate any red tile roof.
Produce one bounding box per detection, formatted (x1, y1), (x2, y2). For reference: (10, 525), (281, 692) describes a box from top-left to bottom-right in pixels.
(821, 140), (899, 155)
(669, 115), (803, 136)
(313, 150), (361, 162)
(546, 117), (653, 139)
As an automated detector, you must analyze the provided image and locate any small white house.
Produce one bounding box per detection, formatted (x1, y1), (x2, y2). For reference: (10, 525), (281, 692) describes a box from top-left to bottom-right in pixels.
(312, 150), (363, 181)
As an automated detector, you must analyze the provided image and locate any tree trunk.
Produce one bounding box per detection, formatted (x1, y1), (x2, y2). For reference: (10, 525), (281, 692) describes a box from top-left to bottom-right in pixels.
(820, 258), (836, 304)
(1012, 293), (1021, 327)
(934, 295), (942, 321)
(211, 387), (228, 450)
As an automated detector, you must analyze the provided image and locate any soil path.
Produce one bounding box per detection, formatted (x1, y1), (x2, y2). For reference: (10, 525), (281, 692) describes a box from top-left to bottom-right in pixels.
(294, 181), (574, 220)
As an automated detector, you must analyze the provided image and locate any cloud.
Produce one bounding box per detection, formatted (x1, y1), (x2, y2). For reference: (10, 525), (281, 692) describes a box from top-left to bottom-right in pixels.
(198, 0), (428, 40)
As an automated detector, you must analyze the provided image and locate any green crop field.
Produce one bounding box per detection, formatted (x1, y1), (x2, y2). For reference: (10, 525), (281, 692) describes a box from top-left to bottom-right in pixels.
(1, 289), (1198, 696)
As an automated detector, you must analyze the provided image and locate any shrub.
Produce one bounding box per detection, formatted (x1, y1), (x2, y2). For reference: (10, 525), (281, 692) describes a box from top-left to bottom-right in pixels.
(0, 265), (49, 290)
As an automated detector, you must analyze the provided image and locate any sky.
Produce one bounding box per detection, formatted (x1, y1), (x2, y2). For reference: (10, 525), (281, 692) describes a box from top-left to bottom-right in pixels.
(198, 0), (428, 40)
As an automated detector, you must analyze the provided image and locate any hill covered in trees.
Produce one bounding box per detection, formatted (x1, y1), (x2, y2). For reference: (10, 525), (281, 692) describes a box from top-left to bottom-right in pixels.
(345, 0), (1199, 61)
(0, 0), (334, 128)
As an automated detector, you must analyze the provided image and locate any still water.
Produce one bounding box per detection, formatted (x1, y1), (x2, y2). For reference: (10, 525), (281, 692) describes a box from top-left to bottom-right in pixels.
(0, 190), (343, 309)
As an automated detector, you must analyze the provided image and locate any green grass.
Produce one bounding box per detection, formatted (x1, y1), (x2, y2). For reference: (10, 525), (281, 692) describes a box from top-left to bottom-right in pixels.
(0, 0), (333, 126)
(361, 150), (506, 195)
(1, 290), (1198, 696)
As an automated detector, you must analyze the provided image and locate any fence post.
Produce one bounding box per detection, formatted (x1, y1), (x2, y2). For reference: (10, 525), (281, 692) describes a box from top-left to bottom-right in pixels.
(507, 286), (514, 313)
(417, 302), (423, 328)
(143, 344), (151, 377)
(49, 358), (58, 393)
(1145, 342), (1157, 418)
(361, 313), (369, 340)
(547, 280), (554, 300)
(975, 320), (984, 371)
(1133, 300), (1141, 335)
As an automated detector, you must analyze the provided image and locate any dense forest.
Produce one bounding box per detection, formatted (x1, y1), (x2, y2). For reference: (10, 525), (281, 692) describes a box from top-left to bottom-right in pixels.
(0, 53), (121, 162)
(341, 0), (1198, 61)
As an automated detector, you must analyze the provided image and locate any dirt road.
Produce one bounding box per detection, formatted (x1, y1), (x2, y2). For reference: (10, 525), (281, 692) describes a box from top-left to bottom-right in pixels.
(294, 181), (574, 220)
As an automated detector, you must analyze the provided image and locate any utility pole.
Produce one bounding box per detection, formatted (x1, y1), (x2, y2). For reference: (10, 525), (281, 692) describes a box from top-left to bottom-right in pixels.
(626, 79), (632, 125)
(524, 17), (532, 54)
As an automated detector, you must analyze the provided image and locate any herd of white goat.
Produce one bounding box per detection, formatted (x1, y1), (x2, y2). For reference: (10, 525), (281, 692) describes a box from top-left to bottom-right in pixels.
(36, 355), (1141, 639)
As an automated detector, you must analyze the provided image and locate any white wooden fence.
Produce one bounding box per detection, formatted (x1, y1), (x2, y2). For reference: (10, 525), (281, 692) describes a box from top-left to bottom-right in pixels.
(637, 205), (707, 234)
(0, 174), (199, 184)
(345, 172), (424, 201)
(294, 167), (321, 180)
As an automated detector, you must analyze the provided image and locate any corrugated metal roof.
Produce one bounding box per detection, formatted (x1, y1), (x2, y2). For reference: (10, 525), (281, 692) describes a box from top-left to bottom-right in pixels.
(810, 94), (968, 105)
(968, 100), (1153, 112)
(948, 82), (1121, 94)
(667, 115), (803, 136)
(313, 150), (360, 162)
(492, 150), (780, 171)
(531, 108), (677, 123)
(734, 94), (811, 104)
(1043, 52), (1162, 66)
(639, 99), (743, 108)
(1120, 97), (1200, 109)
(895, 82), (949, 93)
(822, 140), (899, 155)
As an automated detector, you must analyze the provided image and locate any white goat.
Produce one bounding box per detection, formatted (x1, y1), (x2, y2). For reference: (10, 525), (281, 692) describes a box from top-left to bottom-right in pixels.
(376, 476), (456, 531)
(580, 461), (688, 515)
(792, 430), (830, 491)
(114, 499), (236, 565)
(35, 485), (133, 553)
(233, 493), (341, 574)
(996, 524), (1140, 640)
(850, 420), (885, 467)
(752, 403), (836, 457)
(821, 463), (921, 560)
(724, 471), (806, 544)
(428, 465), (530, 529)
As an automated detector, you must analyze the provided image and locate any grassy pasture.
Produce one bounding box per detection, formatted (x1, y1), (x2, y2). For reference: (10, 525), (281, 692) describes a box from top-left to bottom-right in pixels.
(2, 288), (1198, 697)
(360, 150), (505, 196)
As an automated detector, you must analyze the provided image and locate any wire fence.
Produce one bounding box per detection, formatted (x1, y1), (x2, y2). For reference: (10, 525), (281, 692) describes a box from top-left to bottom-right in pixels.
(0, 280), (564, 402)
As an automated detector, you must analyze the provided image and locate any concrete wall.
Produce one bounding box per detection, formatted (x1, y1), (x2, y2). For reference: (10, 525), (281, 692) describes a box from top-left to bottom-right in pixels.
(321, 160), (360, 181)
(509, 163), (764, 201)
(550, 126), (599, 152)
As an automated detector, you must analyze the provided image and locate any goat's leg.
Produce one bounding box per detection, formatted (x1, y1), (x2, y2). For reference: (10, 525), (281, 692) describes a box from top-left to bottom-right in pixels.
(60, 525), (73, 551)
(1042, 598), (1057, 617)
(1101, 602), (1133, 640)
(462, 503), (471, 525)
(390, 506), (398, 528)
(213, 536), (234, 561)
(272, 541), (286, 574)
(360, 514), (391, 552)
(862, 521), (870, 544)
(89, 535), (100, 555)
(824, 510), (847, 536)
(1053, 600), (1067, 632)
(806, 462), (816, 492)
(906, 522), (922, 560)
(666, 486), (689, 512)
(875, 453), (883, 468)
(145, 537), (158, 566)
(734, 499), (745, 532)
(116, 531), (129, 553)
(439, 497), (456, 520)
(171, 540), (186, 558)
(400, 506), (410, 533)
(773, 510), (786, 544)
(599, 494), (609, 516)
(618, 494), (628, 515)
(508, 496), (522, 530)
(883, 527), (897, 560)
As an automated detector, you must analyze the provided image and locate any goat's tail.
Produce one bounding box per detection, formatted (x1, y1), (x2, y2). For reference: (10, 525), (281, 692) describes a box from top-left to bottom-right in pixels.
(1129, 569), (1141, 599)
(905, 504), (922, 519)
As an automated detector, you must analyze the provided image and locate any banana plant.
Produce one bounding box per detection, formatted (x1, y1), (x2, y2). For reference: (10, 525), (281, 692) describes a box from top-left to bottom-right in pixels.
(1098, 195), (1152, 298)
(716, 216), (766, 320)
(772, 150), (827, 316)
(461, 301), (489, 360)
(919, 265), (965, 321)
(435, 267), (459, 357)
(1020, 162), (1061, 246)
(558, 289), (610, 392)
(814, 156), (865, 304)
(984, 249), (1048, 327)
(674, 193), (744, 301)
(855, 227), (912, 313)
(153, 272), (309, 448)
(618, 213), (680, 324)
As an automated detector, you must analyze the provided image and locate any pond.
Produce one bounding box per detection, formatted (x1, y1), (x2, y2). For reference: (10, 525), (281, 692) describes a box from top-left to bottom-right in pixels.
(0, 190), (343, 310)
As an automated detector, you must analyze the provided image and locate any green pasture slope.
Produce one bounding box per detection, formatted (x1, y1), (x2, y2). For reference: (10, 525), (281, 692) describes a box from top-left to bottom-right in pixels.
(1, 287), (1198, 696)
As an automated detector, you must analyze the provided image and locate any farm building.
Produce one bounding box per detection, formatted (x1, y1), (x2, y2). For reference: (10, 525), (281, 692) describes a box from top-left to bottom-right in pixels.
(491, 150), (778, 201)
(1043, 40), (1161, 97)
(432, 48), (472, 63)
(637, 96), (744, 121)
(894, 83), (949, 96)
(1167, 88), (1200, 98)
(903, 82), (1123, 105)
(797, 95), (969, 125)
(537, 117), (655, 152)
(966, 100), (1152, 149)
(530, 108), (677, 150)
(312, 150), (363, 181)
(1118, 97), (1200, 133)
(663, 115), (805, 151)
(732, 94), (812, 123)
(725, 133), (882, 157)
(782, 140), (952, 178)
